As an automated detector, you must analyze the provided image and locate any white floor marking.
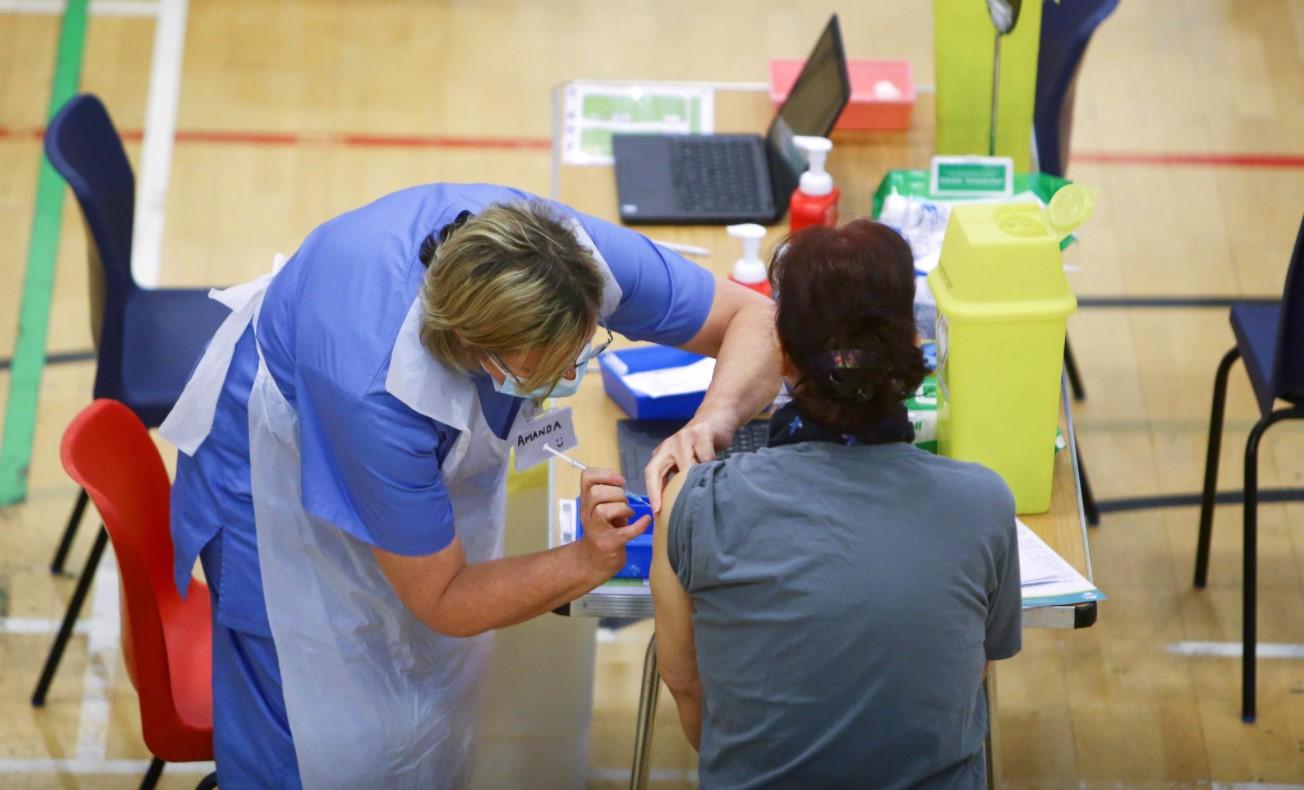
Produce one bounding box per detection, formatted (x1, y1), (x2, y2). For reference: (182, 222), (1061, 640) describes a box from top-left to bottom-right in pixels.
(0, 0), (158, 16)
(74, 550), (120, 760)
(0, 617), (89, 635)
(1169, 641), (1304, 659)
(130, 0), (187, 287)
(0, 759), (214, 774)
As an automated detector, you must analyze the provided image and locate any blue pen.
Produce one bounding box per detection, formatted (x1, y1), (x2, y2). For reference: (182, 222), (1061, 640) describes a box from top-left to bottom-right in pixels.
(544, 444), (654, 509)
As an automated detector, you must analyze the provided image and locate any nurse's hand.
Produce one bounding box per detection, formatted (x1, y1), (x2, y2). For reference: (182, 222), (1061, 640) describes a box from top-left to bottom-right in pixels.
(579, 468), (652, 578)
(644, 408), (734, 513)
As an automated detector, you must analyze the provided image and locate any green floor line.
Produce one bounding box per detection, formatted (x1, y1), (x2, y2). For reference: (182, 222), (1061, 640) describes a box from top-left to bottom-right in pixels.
(0, 0), (91, 506)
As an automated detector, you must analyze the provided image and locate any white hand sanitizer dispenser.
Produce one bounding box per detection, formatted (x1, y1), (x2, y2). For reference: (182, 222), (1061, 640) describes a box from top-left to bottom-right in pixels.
(726, 223), (770, 298)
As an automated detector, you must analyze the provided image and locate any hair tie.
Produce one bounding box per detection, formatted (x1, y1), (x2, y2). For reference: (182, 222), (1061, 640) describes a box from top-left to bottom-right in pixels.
(826, 371), (874, 402)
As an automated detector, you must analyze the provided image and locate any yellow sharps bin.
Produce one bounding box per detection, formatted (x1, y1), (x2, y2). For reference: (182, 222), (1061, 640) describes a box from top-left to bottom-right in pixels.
(928, 185), (1094, 513)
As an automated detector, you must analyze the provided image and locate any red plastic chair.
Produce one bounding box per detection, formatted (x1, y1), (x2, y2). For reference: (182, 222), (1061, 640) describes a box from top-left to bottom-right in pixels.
(58, 400), (215, 789)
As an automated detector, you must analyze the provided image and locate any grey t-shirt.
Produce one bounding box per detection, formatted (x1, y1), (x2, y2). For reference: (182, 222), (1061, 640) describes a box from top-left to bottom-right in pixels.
(668, 441), (1020, 790)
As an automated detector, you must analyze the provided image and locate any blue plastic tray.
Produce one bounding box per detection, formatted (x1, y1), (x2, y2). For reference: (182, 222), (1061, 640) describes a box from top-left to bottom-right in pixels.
(598, 346), (709, 421)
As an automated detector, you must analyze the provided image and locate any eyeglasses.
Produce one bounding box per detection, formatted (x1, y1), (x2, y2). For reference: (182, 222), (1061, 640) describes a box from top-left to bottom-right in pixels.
(488, 325), (614, 385)
(575, 326), (614, 369)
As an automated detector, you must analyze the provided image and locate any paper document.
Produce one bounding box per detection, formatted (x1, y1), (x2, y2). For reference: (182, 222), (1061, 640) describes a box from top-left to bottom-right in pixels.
(1017, 518), (1106, 607)
(561, 83), (715, 165)
(621, 357), (717, 399)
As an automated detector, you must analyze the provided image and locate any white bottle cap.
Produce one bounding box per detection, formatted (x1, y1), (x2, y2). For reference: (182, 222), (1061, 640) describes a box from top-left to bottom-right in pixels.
(726, 223), (767, 284)
(793, 135), (834, 197)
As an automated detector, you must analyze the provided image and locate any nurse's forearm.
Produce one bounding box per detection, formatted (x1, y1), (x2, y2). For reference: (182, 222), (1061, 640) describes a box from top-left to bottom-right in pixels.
(373, 540), (610, 638)
(439, 545), (617, 634)
(683, 287), (780, 428)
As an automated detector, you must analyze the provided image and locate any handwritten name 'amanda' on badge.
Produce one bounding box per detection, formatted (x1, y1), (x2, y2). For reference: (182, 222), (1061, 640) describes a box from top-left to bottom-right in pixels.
(512, 406), (579, 471)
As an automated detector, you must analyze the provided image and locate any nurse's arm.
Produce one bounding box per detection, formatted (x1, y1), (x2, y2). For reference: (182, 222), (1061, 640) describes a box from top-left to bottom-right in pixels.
(650, 472), (703, 750)
(646, 277), (780, 511)
(372, 468), (649, 638)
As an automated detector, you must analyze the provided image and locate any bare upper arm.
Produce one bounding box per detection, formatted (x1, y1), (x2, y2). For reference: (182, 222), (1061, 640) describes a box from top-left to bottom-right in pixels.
(651, 472), (700, 692)
(371, 536), (469, 636)
(678, 274), (774, 357)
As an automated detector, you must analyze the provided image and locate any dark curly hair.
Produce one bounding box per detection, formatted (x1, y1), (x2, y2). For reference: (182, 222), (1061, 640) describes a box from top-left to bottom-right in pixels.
(768, 219), (928, 435)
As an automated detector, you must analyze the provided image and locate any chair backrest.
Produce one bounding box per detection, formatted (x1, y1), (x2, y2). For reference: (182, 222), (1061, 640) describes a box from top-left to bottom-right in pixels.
(1273, 214), (1304, 404)
(1034, 0), (1120, 177)
(59, 400), (211, 758)
(44, 94), (138, 396)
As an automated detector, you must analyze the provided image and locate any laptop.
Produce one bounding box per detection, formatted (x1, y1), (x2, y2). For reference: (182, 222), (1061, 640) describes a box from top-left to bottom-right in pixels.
(611, 15), (850, 225)
(617, 419), (771, 497)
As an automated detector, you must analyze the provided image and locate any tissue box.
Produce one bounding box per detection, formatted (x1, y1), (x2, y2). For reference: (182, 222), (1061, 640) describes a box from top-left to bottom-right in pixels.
(908, 374), (939, 454)
(769, 58), (915, 131)
(574, 495), (655, 580)
(599, 346), (713, 421)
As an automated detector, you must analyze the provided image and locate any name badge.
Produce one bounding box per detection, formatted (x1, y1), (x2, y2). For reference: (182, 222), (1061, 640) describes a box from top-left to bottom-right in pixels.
(512, 406), (579, 471)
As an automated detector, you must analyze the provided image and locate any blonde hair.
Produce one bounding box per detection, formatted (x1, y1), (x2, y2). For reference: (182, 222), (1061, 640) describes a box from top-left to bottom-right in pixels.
(419, 201), (605, 392)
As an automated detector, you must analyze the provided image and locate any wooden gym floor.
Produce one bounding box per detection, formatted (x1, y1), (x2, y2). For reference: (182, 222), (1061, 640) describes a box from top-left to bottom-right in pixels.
(1, 0), (1303, 786)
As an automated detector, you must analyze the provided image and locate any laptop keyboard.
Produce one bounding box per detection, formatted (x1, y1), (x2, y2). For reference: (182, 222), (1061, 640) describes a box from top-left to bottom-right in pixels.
(718, 420), (770, 458)
(672, 137), (769, 213)
(617, 419), (771, 496)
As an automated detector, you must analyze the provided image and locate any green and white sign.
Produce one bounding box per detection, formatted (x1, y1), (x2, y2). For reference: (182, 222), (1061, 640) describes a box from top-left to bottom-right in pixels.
(929, 155), (1014, 197)
(561, 82), (715, 166)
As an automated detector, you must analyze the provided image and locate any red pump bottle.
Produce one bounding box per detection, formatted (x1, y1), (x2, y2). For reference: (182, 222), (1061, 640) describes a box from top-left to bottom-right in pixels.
(789, 135), (839, 233)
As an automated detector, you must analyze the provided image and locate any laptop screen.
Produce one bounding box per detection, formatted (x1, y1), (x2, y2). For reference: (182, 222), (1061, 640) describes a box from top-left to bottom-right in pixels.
(765, 15), (851, 192)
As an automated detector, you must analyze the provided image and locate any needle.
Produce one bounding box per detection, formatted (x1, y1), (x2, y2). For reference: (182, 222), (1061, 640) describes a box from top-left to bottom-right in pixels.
(544, 444), (653, 508)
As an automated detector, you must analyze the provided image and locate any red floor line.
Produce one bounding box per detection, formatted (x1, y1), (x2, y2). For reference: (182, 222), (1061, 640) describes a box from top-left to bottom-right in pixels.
(1, 124), (1300, 165)
(1070, 151), (1304, 169)
(0, 125), (552, 150)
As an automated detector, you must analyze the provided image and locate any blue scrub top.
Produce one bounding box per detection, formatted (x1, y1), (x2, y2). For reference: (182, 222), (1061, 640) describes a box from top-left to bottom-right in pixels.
(170, 183), (716, 637)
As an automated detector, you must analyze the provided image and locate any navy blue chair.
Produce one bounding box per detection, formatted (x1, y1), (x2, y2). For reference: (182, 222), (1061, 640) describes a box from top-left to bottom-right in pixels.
(1034, 0), (1120, 403)
(1034, 0), (1120, 181)
(33, 94), (228, 706)
(1033, 0), (1119, 524)
(1193, 214), (1304, 723)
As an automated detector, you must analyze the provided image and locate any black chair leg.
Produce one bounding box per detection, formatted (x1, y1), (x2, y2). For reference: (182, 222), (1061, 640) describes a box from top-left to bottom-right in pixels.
(195, 771), (219, 790)
(140, 757), (165, 790)
(1194, 348), (1240, 588)
(32, 525), (109, 707)
(51, 488), (90, 575)
(1076, 443), (1100, 526)
(1065, 338), (1086, 401)
(1239, 406), (1304, 724)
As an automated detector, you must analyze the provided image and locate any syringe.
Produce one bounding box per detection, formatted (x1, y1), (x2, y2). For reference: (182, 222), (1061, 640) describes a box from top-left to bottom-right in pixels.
(544, 444), (653, 509)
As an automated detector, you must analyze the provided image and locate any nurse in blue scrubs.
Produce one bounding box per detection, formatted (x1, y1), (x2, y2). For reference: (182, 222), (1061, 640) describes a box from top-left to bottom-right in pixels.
(159, 183), (778, 788)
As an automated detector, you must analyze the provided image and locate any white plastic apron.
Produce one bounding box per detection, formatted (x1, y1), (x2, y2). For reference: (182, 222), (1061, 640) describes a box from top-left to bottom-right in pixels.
(162, 257), (526, 788)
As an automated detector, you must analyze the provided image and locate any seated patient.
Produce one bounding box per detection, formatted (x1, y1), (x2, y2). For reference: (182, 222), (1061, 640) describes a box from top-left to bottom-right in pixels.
(651, 219), (1022, 789)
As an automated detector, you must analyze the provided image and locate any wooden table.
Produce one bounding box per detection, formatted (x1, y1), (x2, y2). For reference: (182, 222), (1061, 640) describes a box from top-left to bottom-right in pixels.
(546, 81), (1097, 789)
(547, 81), (1096, 628)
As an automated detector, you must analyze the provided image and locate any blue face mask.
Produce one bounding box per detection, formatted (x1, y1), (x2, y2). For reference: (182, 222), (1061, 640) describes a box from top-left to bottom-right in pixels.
(484, 327), (612, 400)
(485, 357), (589, 399)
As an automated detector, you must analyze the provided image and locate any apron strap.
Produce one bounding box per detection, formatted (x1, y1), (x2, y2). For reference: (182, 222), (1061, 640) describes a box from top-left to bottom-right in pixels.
(160, 254), (287, 455)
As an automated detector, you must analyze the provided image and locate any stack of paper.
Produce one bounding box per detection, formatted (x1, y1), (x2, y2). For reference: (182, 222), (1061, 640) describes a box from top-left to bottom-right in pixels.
(1017, 518), (1106, 607)
(621, 357), (717, 399)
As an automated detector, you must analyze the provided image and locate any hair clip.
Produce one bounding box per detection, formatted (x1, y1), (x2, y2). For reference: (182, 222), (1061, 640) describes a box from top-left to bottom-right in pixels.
(420, 210), (475, 268)
(818, 349), (871, 372)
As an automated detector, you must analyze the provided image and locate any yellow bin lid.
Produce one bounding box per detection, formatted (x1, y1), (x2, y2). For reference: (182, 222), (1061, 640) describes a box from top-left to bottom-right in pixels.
(929, 185), (1094, 322)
